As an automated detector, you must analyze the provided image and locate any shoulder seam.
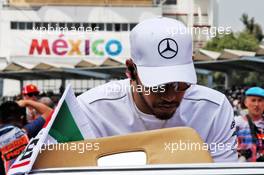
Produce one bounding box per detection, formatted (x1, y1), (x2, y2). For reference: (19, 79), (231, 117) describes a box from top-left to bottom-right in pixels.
(183, 97), (220, 106)
(89, 94), (127, 104)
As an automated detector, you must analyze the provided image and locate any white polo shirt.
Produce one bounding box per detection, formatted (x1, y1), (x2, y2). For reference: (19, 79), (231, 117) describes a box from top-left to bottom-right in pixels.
(77, 79), (238, 162)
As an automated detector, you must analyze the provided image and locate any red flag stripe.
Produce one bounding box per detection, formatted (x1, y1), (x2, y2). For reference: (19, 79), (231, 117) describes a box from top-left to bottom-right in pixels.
(43, 109), (54, 128)
(10, 161), (30, 169)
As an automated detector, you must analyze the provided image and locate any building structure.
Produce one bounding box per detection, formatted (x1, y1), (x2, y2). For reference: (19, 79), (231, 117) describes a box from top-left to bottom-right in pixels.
(0, 0), (214, 96)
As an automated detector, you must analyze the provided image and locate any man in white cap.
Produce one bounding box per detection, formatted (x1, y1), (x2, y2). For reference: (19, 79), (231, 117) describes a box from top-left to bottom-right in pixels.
(77, 17), (237, 162)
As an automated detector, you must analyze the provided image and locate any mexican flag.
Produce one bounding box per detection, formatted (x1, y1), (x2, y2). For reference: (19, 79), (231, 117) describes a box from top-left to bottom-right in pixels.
(8, 85), (95, 175)
(45, 85), (96, 144)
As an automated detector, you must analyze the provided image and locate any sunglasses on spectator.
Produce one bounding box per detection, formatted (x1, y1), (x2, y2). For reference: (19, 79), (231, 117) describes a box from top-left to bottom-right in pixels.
(25, 92), (39, 97)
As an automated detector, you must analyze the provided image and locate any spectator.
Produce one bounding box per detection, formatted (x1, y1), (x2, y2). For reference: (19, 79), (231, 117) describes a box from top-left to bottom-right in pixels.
(0, 100), (52, 174)
(38, 97), (55, 108)
(22, 84), (40, 122)
(236, 87), (264, 162)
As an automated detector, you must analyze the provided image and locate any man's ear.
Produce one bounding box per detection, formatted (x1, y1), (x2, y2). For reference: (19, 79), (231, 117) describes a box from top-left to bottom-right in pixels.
(126, 59), (137, 80)
(244, 97), (249, 108)
(125, 59), (134, 68)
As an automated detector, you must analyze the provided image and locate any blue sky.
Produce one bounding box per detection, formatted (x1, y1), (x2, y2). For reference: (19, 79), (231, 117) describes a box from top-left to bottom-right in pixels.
(217, 0), (264, 32)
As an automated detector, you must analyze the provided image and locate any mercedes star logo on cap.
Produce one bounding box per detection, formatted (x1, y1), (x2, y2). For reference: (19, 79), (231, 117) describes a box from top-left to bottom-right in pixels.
(158, 38), (178, 59)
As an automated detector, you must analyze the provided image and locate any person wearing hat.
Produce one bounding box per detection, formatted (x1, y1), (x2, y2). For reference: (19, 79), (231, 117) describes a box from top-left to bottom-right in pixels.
(77, 17), (237, 162)
(235, 87), (264, 162)
(22, 84), (40, 123)
(22, 84), (40, 99)
(0, 100), (52, 174)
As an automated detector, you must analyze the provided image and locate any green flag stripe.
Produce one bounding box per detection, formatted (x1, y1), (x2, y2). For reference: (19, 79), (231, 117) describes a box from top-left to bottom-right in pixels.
(49, 101), (84, 142)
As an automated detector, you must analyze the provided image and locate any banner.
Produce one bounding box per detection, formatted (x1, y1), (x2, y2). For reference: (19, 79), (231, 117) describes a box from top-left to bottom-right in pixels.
(10, 31), (130, 59)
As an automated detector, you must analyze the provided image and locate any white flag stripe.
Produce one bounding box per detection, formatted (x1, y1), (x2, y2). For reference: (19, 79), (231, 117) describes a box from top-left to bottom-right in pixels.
(65, 87), (96, 139)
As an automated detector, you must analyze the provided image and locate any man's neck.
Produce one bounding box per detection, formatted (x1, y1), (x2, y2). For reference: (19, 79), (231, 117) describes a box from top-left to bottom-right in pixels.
(248, 113), (263, 121)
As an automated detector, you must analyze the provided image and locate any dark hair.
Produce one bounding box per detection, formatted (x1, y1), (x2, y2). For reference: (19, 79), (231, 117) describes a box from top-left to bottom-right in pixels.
(0, 101), (26, 125)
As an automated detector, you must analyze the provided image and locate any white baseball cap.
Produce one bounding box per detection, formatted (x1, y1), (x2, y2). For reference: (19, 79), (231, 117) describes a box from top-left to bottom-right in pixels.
(130, 17), (197, 87)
